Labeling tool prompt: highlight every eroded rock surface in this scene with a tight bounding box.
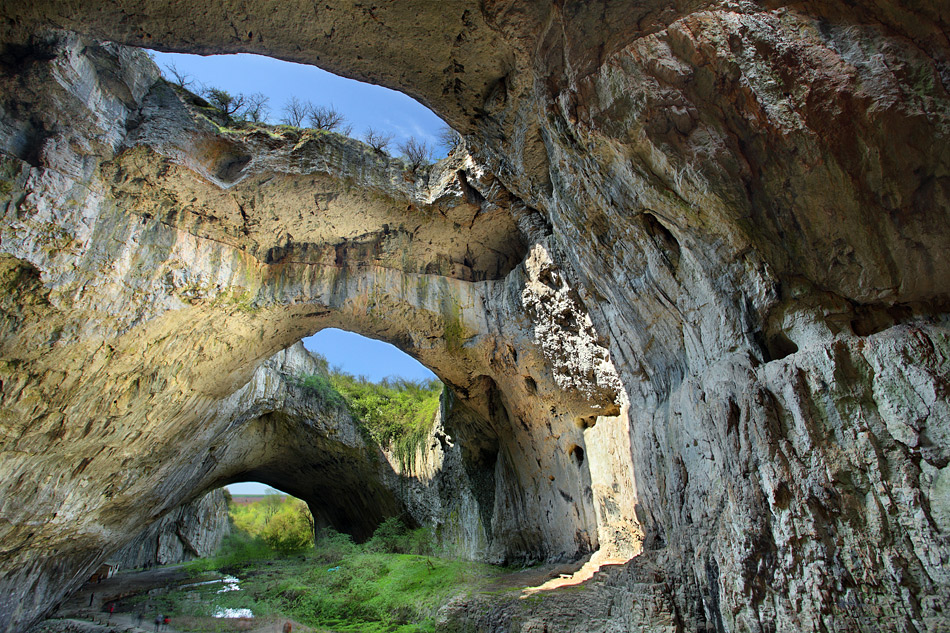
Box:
[1,1,949,632]
[0,33,620,632]
[112,489,230,569]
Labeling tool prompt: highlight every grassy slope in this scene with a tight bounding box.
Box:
[134,496,507,633]
[141,534,504,632]
[296,357,443,469]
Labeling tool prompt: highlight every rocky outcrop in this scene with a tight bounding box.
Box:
[111,490,229,568]
[1,2,949,632]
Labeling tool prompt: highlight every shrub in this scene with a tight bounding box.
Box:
[437,124,462,154]
[312,527,358,563]
[365,516,407,554]
[242,92,270,122]
[261,504,314,554]
[329,374,442,468]
[281,96,310,127]
[307,104,347,131]
[296,352,443,468]
[162,61,193,89]
[407,526,436,555]
[203,88,247,119]
[295,373,346,408]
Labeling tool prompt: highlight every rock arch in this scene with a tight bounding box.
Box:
[0,34,631,631]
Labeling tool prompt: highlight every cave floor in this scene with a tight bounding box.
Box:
[40,566,318,633]
[34,554,627,633]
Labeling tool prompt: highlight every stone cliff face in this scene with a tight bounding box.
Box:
[111,489,230,569]
[0,2,948,632]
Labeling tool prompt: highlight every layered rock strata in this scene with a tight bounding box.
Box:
[111,489,230,569]
[0,1,949,632]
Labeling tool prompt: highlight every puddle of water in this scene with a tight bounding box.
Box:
[217,575,240,593]
[179,574,241,594]
[213,607,254,619]
[181,575,239,589]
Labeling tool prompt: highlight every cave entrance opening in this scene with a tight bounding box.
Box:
[146,49,459,160]
[220,484,317,554]
[209,327,446,549]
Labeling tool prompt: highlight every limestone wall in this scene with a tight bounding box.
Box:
[111,490,230,568]
[0,2,948,632]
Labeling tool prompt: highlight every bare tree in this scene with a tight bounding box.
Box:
[163,62,194,89]
[399,137,432,171]
[363,127,394,153]
[281,96,311,127]
[203,87,247,119]
[241,92,270,123]
[308,104,346,131]
[437,124,462,154]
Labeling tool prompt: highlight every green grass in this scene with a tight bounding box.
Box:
[118,499,517,633]
[272,551,491,632]
[170,522,502,633]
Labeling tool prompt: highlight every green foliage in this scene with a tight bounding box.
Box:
[365,517,436,555]
[329,373,442,468]
[186,530,274,573]
[203,87,246,119]
[221,494,315,557]
[261,503,314,554]
[365,516,408,554]
[295,351,443,469]
[312,527,358,563]
[295,372,346,409]
[176,507,505,633]
[286,552,468,632]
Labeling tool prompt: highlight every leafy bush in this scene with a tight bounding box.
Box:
[365,516,408,554]
[330,374,442,468]
[295,372,346,408]
[261,501,314,554]
[364,517,435,555]
[312,527,358,563]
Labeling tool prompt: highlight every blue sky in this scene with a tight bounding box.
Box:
[150,50,448,154]
[152,52,448,496]
[303,329,437,383]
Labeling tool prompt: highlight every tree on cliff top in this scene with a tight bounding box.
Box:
[399,137,432,171]
[203,87,247,119]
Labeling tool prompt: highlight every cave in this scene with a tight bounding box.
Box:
[1,2,949,632]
